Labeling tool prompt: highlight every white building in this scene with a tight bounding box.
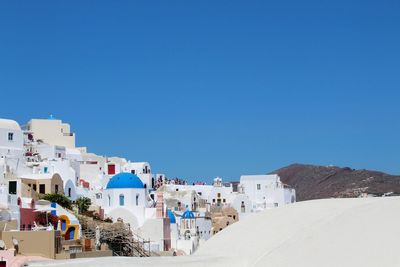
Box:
[176,210,199,255]
[226,192,252,219]
[0,119,24,176]
[161,177,253,219]
[79,151,107,190]
[123,162,153,189]
[240,174,296,211]
[23,117,76,148]
[106,160,154,189]
[208,177,234,207]
[102,172,154,229]
[23,140,80,200]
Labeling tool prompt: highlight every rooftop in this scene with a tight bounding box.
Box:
[0,118,21,130]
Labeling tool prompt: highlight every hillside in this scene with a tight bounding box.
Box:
[274,164,400,201]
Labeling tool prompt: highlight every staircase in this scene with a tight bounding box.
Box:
[79,215,153,257]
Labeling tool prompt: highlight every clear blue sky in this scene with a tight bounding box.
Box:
[1,1,399,182]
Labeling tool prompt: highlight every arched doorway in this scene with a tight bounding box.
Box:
[65,226,76,240]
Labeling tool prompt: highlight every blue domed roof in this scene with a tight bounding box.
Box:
[167,209,176,224]
[182,209,195,219]
[106,172,144,189]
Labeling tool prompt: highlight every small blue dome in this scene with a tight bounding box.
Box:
[106,173,144,189]
[182,209,195,219]
[167,209,176,224]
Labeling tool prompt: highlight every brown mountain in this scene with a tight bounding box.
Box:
[273,163,400,201]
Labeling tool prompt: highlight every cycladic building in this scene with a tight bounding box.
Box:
[22,116,76,148]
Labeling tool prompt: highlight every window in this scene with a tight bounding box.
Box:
[44,167,48,173]
[9,181,17,195]
[33,184,37,192]
[119,194,125,206]
[241,201,246,213]
[131,170,135,174]
[217,193,221,198]
[68,188,71,197]
[136,194,139,206]
[108,195,111,206]
[223,199,226,203]
[55,184,59,194]
[39,184,46,194]
[212,199,215,203]
[8,132,13,141]
[257,184,261,190]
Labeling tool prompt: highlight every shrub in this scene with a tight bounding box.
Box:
[42,193,72,210]
[76,197,92,213]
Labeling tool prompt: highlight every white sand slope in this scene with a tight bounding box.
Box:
[29,197,400,267]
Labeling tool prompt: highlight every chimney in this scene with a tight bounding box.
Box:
[156,192,165,218]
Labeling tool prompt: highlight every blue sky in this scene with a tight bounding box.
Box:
[1,1,399,182]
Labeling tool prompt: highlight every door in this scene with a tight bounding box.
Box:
[108,164,115,175]
[39,184,46,194]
